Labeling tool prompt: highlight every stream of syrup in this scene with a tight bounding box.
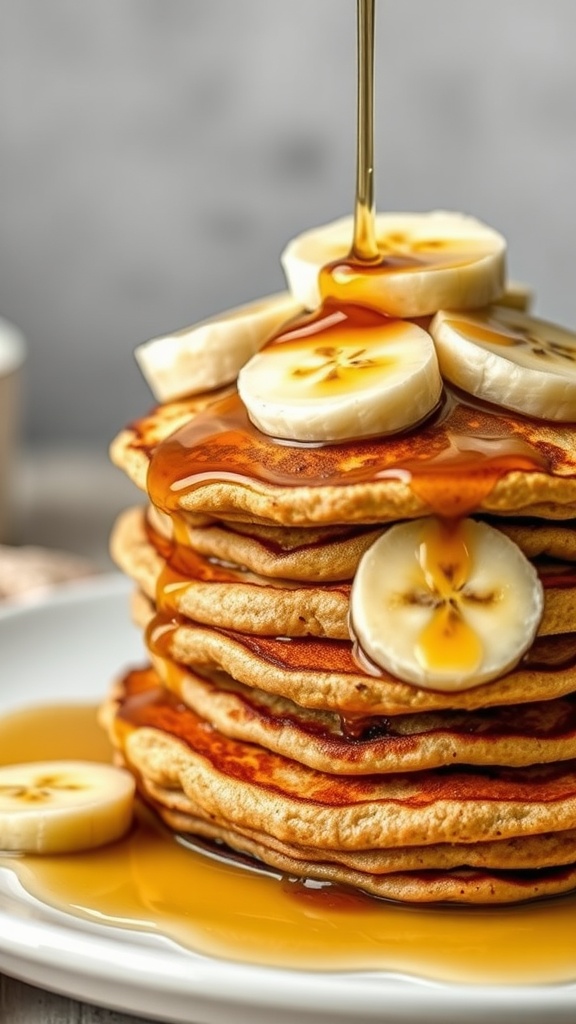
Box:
[352,0,378,263]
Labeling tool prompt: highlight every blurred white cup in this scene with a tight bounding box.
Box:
[0,316,26,542]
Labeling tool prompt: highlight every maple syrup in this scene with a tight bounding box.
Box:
[317,0,500,303]
[415,518,484,675]
[146,385,559,524]
[2,702,576,984]
[352,0,378,263]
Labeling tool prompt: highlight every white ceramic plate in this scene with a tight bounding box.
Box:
[1,575,576,1024]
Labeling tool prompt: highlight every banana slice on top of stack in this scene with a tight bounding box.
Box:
[135,291,303,403]
[431,306,576,421]
[237,310,442,442]
[281,210,507,317]
[105,208,576,905]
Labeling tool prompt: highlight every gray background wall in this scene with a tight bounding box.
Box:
[1,0,575,448]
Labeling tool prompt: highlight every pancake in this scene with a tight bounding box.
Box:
[111,388,576,527]
[147,504,384,582]
[111,507,350,638]
[144,657,576,773]
[151,807,576,905]
[115,506,576,642]
[133,590,576,714]
[153,809,576,875]
[148,503,576,581]
[103,668,576,851]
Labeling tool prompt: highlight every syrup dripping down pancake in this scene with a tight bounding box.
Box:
[143,656,576,773]
[110,387,576,527]
[112,507,576,640]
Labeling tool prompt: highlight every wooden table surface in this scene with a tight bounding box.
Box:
[0,974,149,1024]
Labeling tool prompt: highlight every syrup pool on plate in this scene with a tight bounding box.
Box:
[1,702,576,985]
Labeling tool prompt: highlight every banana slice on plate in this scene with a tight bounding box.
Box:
[0,760,135,853]
[350,518,544,692]
[135,292,302,402]
[281,211,506,318]
[237,309,442,442]
[430,306,576,421]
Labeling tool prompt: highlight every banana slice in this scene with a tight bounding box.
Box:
[430,306,576,421]
[281,211,506,318]
[237,310,442,442]
[350,518,544,692]
[495,280,533,312]
[0,760,135,853]
[135,292,302,402]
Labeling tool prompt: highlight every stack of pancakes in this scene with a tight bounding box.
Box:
[103,367,576,904]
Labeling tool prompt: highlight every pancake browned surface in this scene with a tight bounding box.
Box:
[111,389,576,527]
[100,667,576,903]
[146,658,576,773]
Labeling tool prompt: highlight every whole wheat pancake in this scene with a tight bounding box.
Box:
[150,505,576,581]
[111,507,349,638]
[111,388,576,527]
[116,506,576,640]
[147,656,576,772]
[96,678,576,875]
[495,519,576,562]
[150,805,576,905]
[133,590,576,714]
[147,504,384,582]
[104,668,576,850]
[153,808,576,875]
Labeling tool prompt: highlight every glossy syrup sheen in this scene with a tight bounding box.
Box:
[144,381,575,522]
[2,703,576,984]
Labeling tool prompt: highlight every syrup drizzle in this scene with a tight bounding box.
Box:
[414,518,485,675]
[146,386,555,522]
[352,0,378,263]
